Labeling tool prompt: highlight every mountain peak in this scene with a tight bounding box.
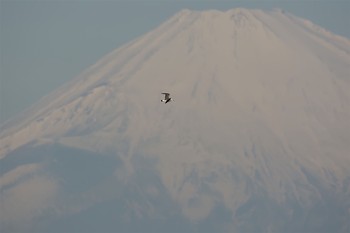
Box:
[174,7,263,24]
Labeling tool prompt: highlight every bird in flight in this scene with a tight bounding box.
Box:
[161,93,172,104]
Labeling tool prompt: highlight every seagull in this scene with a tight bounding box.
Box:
[161,92,172,104]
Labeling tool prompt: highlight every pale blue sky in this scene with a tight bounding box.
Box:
[1,0,349,124]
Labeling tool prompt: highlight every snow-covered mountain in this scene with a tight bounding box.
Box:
[1,8,350,233]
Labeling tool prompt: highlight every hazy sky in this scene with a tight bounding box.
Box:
[1,0,349,124]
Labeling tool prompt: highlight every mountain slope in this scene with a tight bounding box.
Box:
[1,8,350,233]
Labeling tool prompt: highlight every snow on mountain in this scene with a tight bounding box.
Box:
[1,8,350,233]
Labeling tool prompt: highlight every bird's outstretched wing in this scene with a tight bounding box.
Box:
[162,93,170,99]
